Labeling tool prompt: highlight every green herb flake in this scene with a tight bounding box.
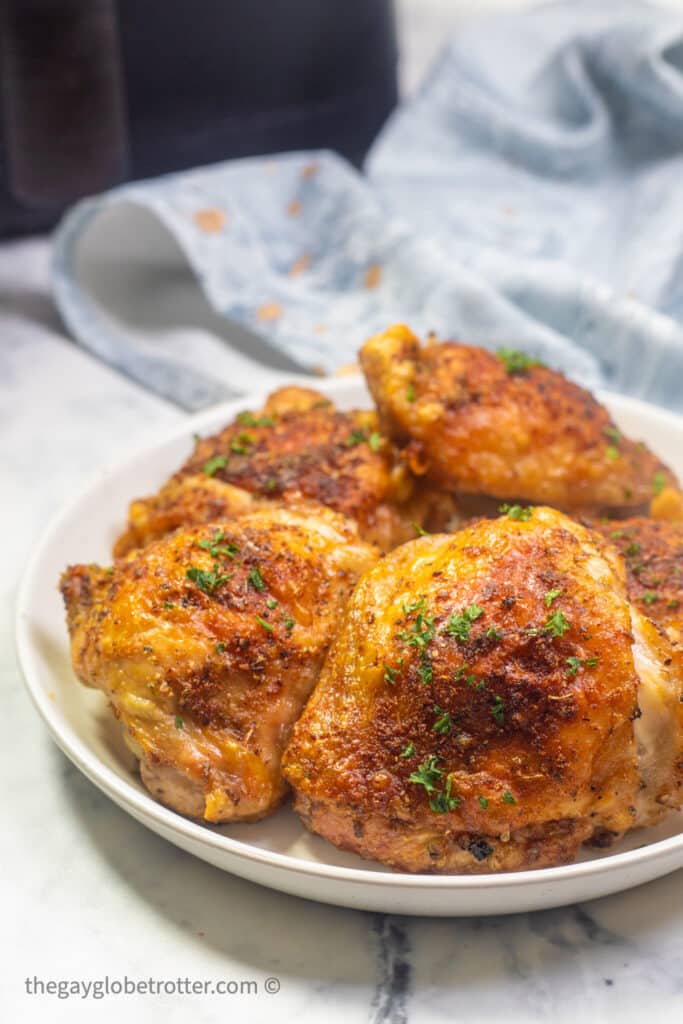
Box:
[345,428,368,447]
[446,604,484,643]
[417,658,433,686]
[544,588,563,608]
[499,503,533,521]
[667,598,680,610]
[606,446,620,461]
[203,454,227,476]
[384,664,400,685]
[543,609,571,638]
[486,626,503,642]
[610,529,624,540]
[215,641,226,654]
[566,655,600,678]
[237,411,275,428]
[164,601,174,610]
[248,565,266,591]
[603,426,621,445]
[502,790,516,805]
[198,529,239,559]
[400,742,416,759]
[409,755,443,794]
[255,615,273,632]
[281,612,295,631]
[497,348,543,375]
[642,591,659,606]
[432,706,453,735]
[368,431,382,452]
[186,565,231,594]
[405,383,416,402]
[266,598,278,609]
[478,796,489,809]
[491,695,505,726]
[174,715,184,730]
[230,432,255,455]
[413,522,430,537]
[625,542,641,558]
[429,774,460,814]
[652,471,667,496]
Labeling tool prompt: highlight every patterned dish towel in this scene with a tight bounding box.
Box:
[53,0,683,411]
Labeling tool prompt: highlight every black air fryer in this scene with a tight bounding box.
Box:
[0,0,398,236]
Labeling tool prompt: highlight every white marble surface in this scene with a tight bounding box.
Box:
[4,3,683,1021]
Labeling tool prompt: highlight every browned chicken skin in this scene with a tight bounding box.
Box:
[62,504,379,823]
[360,324,678,517]
[114,385,458,557]
[283,507,683,873]
[592,517,683,644]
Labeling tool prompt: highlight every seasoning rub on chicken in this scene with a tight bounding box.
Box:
[62,504,379,823]
[283,506,683,873]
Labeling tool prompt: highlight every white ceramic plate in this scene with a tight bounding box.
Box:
[16,375,683,916]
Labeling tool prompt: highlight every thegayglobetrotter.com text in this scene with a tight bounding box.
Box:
[25,975,281,1000]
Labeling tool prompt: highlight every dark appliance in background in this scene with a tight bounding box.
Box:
[0,0,398,237]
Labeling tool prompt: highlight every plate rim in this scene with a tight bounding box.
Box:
[15,377,683,894]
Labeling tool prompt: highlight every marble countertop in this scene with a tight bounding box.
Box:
[4,4,683,1020]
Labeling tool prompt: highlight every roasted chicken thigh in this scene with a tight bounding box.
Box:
[115,385,457,556]
[283,507,683,873]
[360,324,678,517]
[62,504,379,822]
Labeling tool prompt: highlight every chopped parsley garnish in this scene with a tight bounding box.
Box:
[163,601,174,610]
[497,347,543,375]
[400,603,436,650]
[405,383,416,402]
[499,503,533,521]
[486,626,503,642]
[625,542,641,558]
[409,755,443,794]
[545,588,563,607]
[230,432,255,455]
[455,663,487,690]
[186,565,231,593]
[266,598,278,609]
[446,604,484,643]
[642,591,659,606]
[198,529,239,559]
[237,411,275,428]
[203,454,227,476]
[174,715,184,730]
[247,565,266,591]
[384,664,400,685]
[653,471,667,496]
[192,432,201,443]
[281,612,295,631]
[429,775,460,814]
[345,429,367,447]
[432,706,453,735]
[667,599,680,610]
[413,522,430,537]
[543,609,571,638]
[610,529,624,540]
[502,790,516,805]
[606,446,620,461]
[255,615,273,632]
[603,426,621,445]
[368,431,382,452]
[478,796,489,810]
[566,655,600,678]
[215,641,226,654]
[265,479,278,491]
[490,695,505,726]
[417,659,433,685]
[400,742,416,759]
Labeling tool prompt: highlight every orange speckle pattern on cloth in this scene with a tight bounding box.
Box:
[193,208,227,233]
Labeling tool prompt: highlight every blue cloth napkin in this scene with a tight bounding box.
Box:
[53,0,683,412]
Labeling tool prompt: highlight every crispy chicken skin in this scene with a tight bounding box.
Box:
[360,324,678,516]
[61,504,379,823]
[114,386,458,557]
[592,517,683,644]
[283,507,683,873]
